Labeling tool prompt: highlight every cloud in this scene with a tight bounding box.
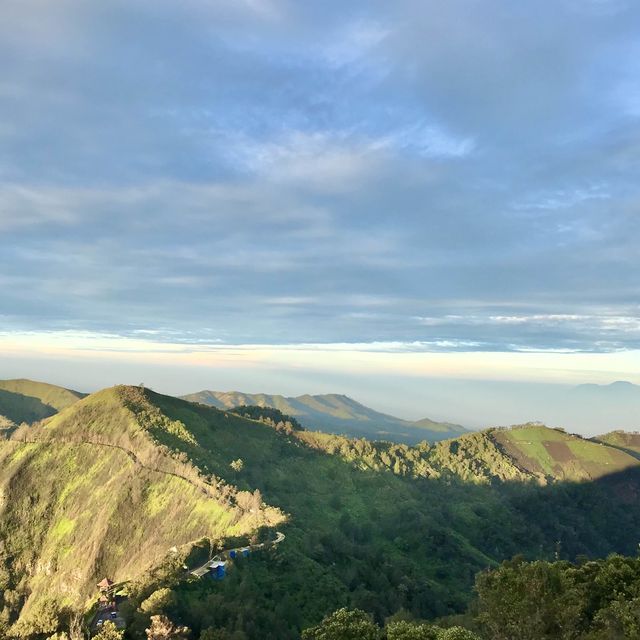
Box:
[0,0,639,358]
[513,185,611,211]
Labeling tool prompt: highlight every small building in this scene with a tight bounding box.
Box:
[209,560,226,580]
[97,578,114,593]
[97,578,116,610]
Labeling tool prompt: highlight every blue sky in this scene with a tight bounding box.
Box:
[1,0,639,424]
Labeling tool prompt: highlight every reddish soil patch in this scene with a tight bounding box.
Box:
[544,441,576,464]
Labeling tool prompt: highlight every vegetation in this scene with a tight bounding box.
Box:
[3,384,640,639]
[231,406,304,433]
[94,621,124,639]
[301,608,480,639]
[0,386,282,635]
[474,554,640,639]
[593,431,640,460]
[0,379,84,425]
[304,554,640,639]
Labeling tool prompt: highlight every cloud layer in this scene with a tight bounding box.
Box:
[1,0,639,353]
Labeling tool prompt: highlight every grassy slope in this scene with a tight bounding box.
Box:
[181,390,467,444]
[0,379,85,424]
[491,424,638,481]
[0,386,283,632]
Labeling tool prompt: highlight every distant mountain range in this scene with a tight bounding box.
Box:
[180,390,468,444]
[574,380,640,398]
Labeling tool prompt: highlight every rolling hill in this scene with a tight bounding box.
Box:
[181,390,468,444]
[3,385,640,639]
[0,386,283,636]
[0,378,85,425]
[491,424,638,482]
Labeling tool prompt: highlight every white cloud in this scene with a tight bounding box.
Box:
[2,330,640,386]
[321,20,391,68]
[514,185,611,211]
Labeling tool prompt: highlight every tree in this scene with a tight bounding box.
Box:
[146,614,191,640]
[199,628,247,640]
[93,621,124,640]
[386,620,439,639]
[141,588,178,615]
[475,558,581,640]
[16,596,62,637]
[437,628,481,640]
[56,609,86,640]
[301,608,380,640]
[230,459,244,472]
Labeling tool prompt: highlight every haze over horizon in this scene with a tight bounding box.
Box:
[1,1,639,433]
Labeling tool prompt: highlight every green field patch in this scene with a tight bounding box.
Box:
[507,426,568,443]
[145,483,173,517]
[51,516,76,540]
[566,439,614,465]
[8,442,40,465]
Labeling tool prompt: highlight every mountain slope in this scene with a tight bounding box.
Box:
[181,390,467,444]
[593,430,640,460]
[413,416,467,434]
[134,412,640,639]
[490,424,638,482]
[0,386,283,635]
[0,378,85,425]
[299,423,640,485]
[4,386,640,639]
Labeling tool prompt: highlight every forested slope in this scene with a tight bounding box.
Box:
[3,387,640,639]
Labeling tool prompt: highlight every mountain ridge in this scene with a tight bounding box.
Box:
[181,389,468,444]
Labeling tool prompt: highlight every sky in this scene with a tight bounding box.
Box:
[1,1,639,429]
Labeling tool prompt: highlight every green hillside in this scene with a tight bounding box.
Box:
[181,390,467,444]
[491,424,638,482]
[0,386,283,637]
[0,379,85,425]
[3,387,640,639]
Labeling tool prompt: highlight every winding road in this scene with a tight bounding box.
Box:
[191,530,285,577]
